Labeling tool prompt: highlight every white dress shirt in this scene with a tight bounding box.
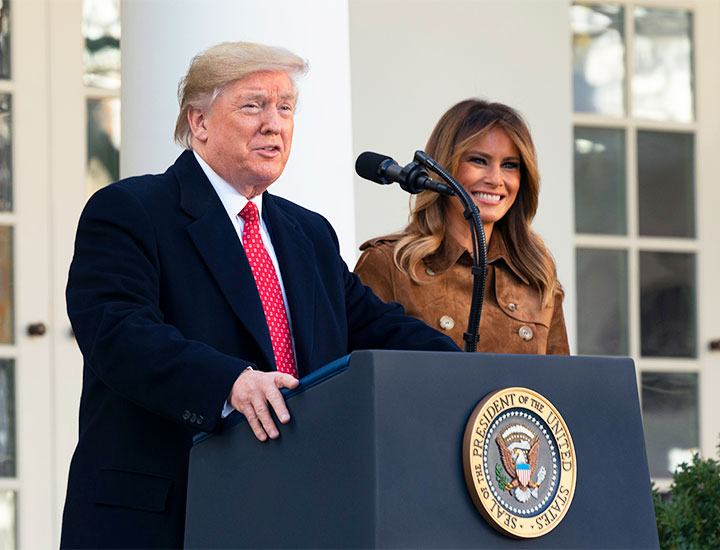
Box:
[192,151,298,417]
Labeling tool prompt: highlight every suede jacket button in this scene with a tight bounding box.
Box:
[518,325,533,341]
[439,315,455,330]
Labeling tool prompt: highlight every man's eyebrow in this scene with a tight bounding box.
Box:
[236,90,296,103]
[237,92,268,102]
[278,91,297,102]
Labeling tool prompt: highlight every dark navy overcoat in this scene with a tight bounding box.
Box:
[60,151,458,549]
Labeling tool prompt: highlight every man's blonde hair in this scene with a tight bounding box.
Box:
[174,41,308,149]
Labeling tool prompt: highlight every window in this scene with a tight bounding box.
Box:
[0,1,17,546]
[572,2,699,480]
[83,0,120,197]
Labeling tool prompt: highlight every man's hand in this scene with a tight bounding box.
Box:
[228,369,299,441]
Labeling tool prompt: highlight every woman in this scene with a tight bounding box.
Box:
[354,99,569,354]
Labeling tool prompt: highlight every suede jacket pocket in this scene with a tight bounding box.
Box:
[92,468,172,513]
[494,268,553,328]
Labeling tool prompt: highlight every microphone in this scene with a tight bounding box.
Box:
[355,152,454,196]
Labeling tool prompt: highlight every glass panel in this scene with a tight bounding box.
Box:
[0,360,13,477]
[641,372,698,478]
[574,126,626,234]
[87,97,120,197]
[83,0,120,89]
[0,94,10,212]
[633,8,693,122]
[576,248,628,355]
[0,489,15,549]
[637,130,694,238]
[0,0,9,79]
[571,3,625,116]
[640,251,696,358]
[0,228,11,345]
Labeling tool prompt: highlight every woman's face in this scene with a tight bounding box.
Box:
[450,127,521,235]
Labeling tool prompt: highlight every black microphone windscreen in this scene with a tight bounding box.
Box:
[355,151,392,183]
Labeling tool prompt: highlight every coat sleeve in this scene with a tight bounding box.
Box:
[546,293,570,355]
[67,184,248,432]
[303,231,457,353]
[343,267,460,352]
[353,245,396,303]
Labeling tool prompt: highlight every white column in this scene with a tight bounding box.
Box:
[121,0,356,261]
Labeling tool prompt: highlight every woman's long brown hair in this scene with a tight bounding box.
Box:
[392,99,562,306]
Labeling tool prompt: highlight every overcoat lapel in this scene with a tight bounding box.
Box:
[173,151,276,370]
[263,193,316,377]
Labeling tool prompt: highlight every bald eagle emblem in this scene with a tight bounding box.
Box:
[495,423,547,503]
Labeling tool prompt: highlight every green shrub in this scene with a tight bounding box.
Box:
[654,443,720,549]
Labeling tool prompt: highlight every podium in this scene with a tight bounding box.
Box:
[184,351,659,549]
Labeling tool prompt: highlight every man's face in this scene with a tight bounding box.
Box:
[193,71,296,197]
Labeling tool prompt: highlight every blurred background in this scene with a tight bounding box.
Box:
[2,0,720,547]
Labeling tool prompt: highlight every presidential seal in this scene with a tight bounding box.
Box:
[462,387,577,538]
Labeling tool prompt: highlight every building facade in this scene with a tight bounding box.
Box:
[2,0,719,546]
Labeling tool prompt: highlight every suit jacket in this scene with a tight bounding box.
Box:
[60,150,459,549]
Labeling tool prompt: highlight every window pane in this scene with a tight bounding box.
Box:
[637,130,694,238]
[571,3,625,116]
[0,0,9,79]
[0,360,13,477]
[574,127,626,234]
[0,228,11,345]
[640,251,696,358]
[0,94,10,212]
[83,0,120,89]
[576,248,628,355]
[633,8,693,122]
[87,97,120,197]
[0,490,15,549]
[641,372,698,478]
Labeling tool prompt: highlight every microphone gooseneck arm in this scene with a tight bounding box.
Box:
[414,150,487,353]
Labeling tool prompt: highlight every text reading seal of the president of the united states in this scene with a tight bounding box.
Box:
[462,387,577,538]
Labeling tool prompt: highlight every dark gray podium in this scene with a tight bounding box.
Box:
[184,350,659,549]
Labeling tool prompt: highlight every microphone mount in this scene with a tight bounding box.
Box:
[355,152,455,196]
[413,150,488,353]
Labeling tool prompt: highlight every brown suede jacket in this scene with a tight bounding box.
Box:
[354,234,570,355]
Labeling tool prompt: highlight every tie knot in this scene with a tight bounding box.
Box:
[239,201,259,224]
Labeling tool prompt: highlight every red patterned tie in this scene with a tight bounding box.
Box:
[239,202,298,378]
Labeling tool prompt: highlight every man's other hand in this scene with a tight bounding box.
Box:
[228,370,299,441]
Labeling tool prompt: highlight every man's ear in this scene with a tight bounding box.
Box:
[187,106,209,143]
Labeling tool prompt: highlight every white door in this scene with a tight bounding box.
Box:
[1,1,57,547]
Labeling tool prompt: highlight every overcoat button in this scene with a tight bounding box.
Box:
[196,415,204,425]
[182,410,191,421]
[425,266,436,276]
[508,303,517,312]
[518,326,533,341]
[439,315,455,330]
[189,413,197,423]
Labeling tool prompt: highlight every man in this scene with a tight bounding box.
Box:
[60,42,459,549]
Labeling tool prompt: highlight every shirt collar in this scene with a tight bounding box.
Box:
[193,150,263,219]
[425,231,529,284]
